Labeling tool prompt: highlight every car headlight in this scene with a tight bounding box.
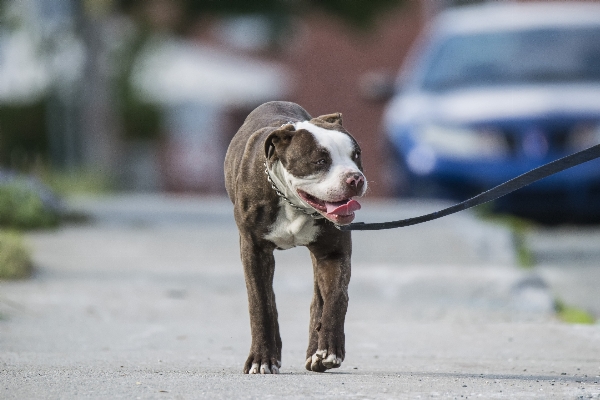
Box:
[568,123,600,151]
[415,124,510,159]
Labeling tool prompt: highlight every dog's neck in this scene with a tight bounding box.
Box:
[265,160,323,219]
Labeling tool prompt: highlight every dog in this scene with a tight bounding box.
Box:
[224,101,367,374]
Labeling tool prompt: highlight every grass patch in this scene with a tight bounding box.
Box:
[39,169,114,197]
[555,299,596,324]
[474,205,535,268]
[0,183,60,230]
[0,231,33,279]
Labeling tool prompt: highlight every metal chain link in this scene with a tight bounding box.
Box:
[264,162,322,219]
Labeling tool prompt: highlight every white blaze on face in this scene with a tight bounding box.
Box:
[288,121,367,202]
[265,120,367,241]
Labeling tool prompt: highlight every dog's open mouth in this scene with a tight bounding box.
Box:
[297,190,361,225]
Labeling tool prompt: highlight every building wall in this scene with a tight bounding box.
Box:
[184,3,426,195]
[279,3,424,196]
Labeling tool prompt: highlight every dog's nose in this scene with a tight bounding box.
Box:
[346,173,365,191]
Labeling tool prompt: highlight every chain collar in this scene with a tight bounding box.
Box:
[264,161,323,219]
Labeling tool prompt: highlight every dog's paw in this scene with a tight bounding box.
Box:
[244,358,281,375]
[305,349,342,372]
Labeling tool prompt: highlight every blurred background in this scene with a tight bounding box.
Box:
[0,0,423,195]
[1,0,600,223]
[2,3,600,389]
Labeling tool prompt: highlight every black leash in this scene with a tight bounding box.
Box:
[337,143,600,231]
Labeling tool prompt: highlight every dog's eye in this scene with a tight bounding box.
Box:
[315,159,328,166]
[353,151,361,160]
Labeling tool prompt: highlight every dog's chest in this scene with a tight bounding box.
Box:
[264,201,320,250]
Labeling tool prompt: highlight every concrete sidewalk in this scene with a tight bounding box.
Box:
[1,195,599,399]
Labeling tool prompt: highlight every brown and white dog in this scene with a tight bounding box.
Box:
[225,101,367,374]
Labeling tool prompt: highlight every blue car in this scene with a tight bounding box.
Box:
[383,2,600,221]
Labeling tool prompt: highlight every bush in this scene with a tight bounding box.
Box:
[555,299,596,325]
[0,179,60,230]
[0,231,32,279]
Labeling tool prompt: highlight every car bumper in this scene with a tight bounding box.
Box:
[391,139,600,219]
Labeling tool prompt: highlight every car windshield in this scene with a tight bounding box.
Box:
[421,27,600,92]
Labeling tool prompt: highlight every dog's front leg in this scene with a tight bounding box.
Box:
[239,234,282,374]
[305,230,351,372]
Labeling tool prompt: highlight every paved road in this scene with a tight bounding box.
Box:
[1,195,599,399]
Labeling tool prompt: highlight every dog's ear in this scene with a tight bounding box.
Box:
[265,124,295,161]
[315,112,343,126]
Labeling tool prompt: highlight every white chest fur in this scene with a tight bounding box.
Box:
[264,200,320,249]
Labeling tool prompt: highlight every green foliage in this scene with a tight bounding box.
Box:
[306,0,405,27]
[0,101,49,170]
[475,205,535,268]
[0,183,59,230]
[555,299,596,325]
[0,231,32,279]
[109,19,163,141]
[186,0,288,15]
[118,0,405,27]
[121,101,162,141]
[42,168,113,197]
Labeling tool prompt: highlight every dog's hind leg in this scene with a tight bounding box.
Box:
[239,235,282,374]
[305,229,351,372]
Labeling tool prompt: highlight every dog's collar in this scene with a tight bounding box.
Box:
[264,161,323,219]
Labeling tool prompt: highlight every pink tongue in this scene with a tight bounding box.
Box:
[325,199,361,216]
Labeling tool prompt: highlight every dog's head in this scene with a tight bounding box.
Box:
[265,113,367,225]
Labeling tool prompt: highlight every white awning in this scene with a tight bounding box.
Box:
[131,37,290,107]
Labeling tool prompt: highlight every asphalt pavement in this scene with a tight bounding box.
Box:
[1,194,599,399]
